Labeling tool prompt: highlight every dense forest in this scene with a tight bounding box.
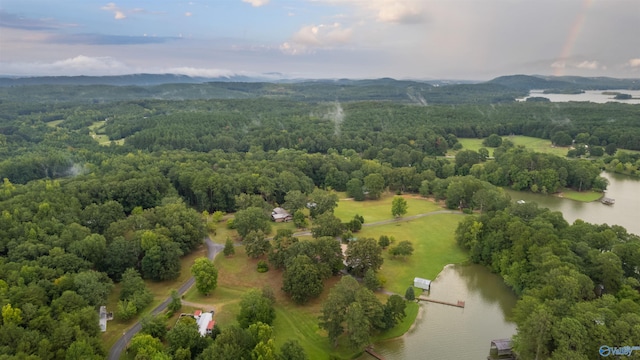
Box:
[0,76,639,359]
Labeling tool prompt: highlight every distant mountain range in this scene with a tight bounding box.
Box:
[488,74,640,91]
[0,73,638,90]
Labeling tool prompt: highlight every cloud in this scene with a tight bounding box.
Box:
[101,3,127,20]
[0,56,131,76]
[0,10,76,31]
[165,67,236,77]
[374,0,424,24]
[185,12,193,17]
[313,0,425,24]
[629,58,640,68]
[49,33,180,45]
[242,0,270,7]
[576,60,599,70]
[281,23,353,55]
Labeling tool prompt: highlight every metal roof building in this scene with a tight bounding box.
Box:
[413,277,431,291]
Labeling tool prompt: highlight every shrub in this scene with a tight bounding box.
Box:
[257,260,269,273]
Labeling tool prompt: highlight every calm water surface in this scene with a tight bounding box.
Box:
[361,264,517,360]
[505,172,640,236]
[517,89,640,104]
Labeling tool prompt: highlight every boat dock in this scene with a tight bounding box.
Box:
[417,296,466,308]
[364,346,385,360]
[601,197,615,205]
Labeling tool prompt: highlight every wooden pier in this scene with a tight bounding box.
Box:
[417,296,465,308]
[364,346,385,360]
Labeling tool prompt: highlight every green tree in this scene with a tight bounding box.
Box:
[346,178,365,201]
[1,304,22,325]
[279,340,308,360]
[404,286,415,301]
[363,173,385,199]
[166,316,203,356]
[141,240,183,281]
[363,268,381,291]
[282,255,324,304]
[120,268,146,301]
[308,189,339,218]
[292,210,307,228]
[168,289,182,315]
[73,270,113,307]
[391,196,408,218]
[483,134,503,147]
[381,294,407,330]
[344,302,370,349]
[283,190,307,213]
[378,235,391,249]
[346,238,383,277]
[310,212,343,238]
[234,206,271,239]
[389,240,414,259]
[244,230,272,258]
[238,289,276,328]
[140,314,168,340]
[191,257,218,295]
[223,237,235,256]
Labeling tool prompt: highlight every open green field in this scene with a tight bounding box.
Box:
[334,194,440,223]
[356,214,467,294]
[454,135,569,157]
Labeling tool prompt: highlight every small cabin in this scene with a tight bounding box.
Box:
[413,277,431,291]
[488,339,515,360]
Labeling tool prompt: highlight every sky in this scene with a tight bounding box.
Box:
[1,0,639,80]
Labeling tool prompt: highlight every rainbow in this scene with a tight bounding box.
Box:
[554,0,594,76]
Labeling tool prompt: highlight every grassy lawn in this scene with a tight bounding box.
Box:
[454,135,569,157]
[556,189,603,202]
[334,194,440,223]
[357,214,468,294]
[46,119,64,127]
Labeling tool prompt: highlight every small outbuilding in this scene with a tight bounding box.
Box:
[413,277,431,291]
[488,338,515,359]
[271,207,293,222]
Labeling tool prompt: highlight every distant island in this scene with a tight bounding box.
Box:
[614,93,632,100]
[543,89,585,94]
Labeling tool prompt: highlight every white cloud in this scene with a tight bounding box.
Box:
[313,0,425,24]
[629,58,640,68]
[166,67,236,77]
[101,3,127,20]
[576,60,599,70]
[0,55,131,76]
[374,0,424,24]
[242,0,270,7]
[281,23,353,55]
[185,12,193,17]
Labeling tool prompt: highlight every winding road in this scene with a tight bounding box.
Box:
[107,237,223,360]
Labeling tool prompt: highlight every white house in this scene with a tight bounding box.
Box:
[193,310,215,337]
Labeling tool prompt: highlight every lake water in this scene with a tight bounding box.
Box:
[517,89,640,104]
[505,172,640,236]
[361,172,640,360]
[361,264,518,360]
